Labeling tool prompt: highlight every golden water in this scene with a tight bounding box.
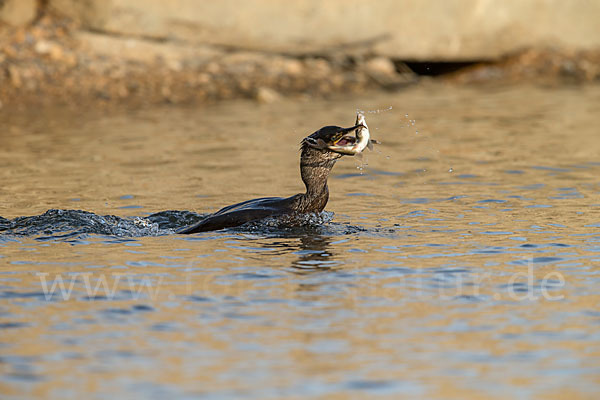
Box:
[1,83,599,398]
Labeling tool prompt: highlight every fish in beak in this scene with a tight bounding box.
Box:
[327,113,379,155]
[302,123,364,151]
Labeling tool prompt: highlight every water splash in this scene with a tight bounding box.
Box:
[357,106,393,115]
[0,209,203,239]
[245,211,334,230]
[0,209,340,240]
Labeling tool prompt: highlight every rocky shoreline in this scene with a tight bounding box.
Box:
[1,12,599,109]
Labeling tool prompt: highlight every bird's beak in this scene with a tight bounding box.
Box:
[332,124,365,145]
[341,124,365,134]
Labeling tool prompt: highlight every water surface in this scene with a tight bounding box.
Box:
[1,83,599,399]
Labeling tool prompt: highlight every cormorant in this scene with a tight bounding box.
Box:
[178,119,371,234]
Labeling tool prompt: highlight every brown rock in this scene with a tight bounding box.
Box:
[34,40,65,61]
[364,57,396,77]
[0,0,37,26]
[283,59,304,77]
[305,58,331,78]
[49,45,64,61]
[7,65,22,87]
[255,87,280,104]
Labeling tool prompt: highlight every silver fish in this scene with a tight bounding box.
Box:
[327,113,379,155]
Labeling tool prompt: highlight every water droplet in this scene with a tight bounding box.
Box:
[366,106,392,114]
[448,167,454,173]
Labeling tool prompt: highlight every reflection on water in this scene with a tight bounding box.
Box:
[290,235,337,272]
[1,83,600,398]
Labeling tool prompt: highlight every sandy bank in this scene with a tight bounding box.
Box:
[0,11,599,109]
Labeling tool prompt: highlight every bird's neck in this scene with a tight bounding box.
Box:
[298,146,336,212]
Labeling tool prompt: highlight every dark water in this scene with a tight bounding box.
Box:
[1,84,599,399]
